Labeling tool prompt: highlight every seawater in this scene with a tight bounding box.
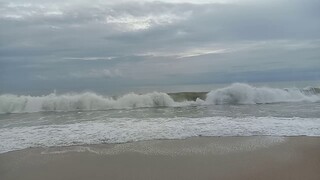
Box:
[0,83,320,153]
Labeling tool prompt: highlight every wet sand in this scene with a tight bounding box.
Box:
[1,136,320,180]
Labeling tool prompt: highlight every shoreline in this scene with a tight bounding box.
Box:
[0,135,316,155]
[1,136,320,180]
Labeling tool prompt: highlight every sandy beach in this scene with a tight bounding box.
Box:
[1,136,320,180]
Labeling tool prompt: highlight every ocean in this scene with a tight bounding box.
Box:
[0,82,320,154]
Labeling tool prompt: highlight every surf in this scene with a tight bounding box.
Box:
[205,83,320,105]
[0,83,319,114]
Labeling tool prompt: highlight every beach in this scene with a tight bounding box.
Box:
[1,136,320,180]
[1,0,320,179]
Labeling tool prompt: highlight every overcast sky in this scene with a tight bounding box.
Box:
[1,0,320,94]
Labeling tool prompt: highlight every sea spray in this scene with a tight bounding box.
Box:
[205,83,320,105]
[0,92,175,114]
[1,83,319,114]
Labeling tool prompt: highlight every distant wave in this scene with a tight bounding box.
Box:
[0,83,319,114]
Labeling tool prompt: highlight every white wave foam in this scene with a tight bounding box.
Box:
[0,92,175,114]
[205,83,320,105]
[1,116,319,154]
[1,83,319,114]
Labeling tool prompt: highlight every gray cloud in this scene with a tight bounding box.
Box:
[70,68,122,79]
[0,0,320,94]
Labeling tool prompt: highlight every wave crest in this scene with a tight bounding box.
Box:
[205,83,320,105]
[0,92,175,114]
[1,83,319,113]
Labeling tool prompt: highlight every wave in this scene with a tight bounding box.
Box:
[0,83,319,114]
[205,83,320,105]
[1,116,320,153]
[168,92,207,102]
[0,92,176,114]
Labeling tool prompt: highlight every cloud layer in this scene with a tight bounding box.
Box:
[1,0,320,94]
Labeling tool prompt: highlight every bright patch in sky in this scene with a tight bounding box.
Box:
[105,14,185,31]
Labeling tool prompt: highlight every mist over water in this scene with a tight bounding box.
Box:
[0,83,320,153]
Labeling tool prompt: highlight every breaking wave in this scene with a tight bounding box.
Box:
[205,83,320,105]
[0,92,175,114]
[0,83,319,114]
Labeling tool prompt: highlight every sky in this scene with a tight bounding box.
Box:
[0,0,320,94]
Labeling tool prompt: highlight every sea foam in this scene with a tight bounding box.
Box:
[205,83,320,105]
[0,92,175,114]
[1,116,319,153]
[0,83,319,114]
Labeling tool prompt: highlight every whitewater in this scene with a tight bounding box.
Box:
[1,83,319,114]
[0,83,320,153]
